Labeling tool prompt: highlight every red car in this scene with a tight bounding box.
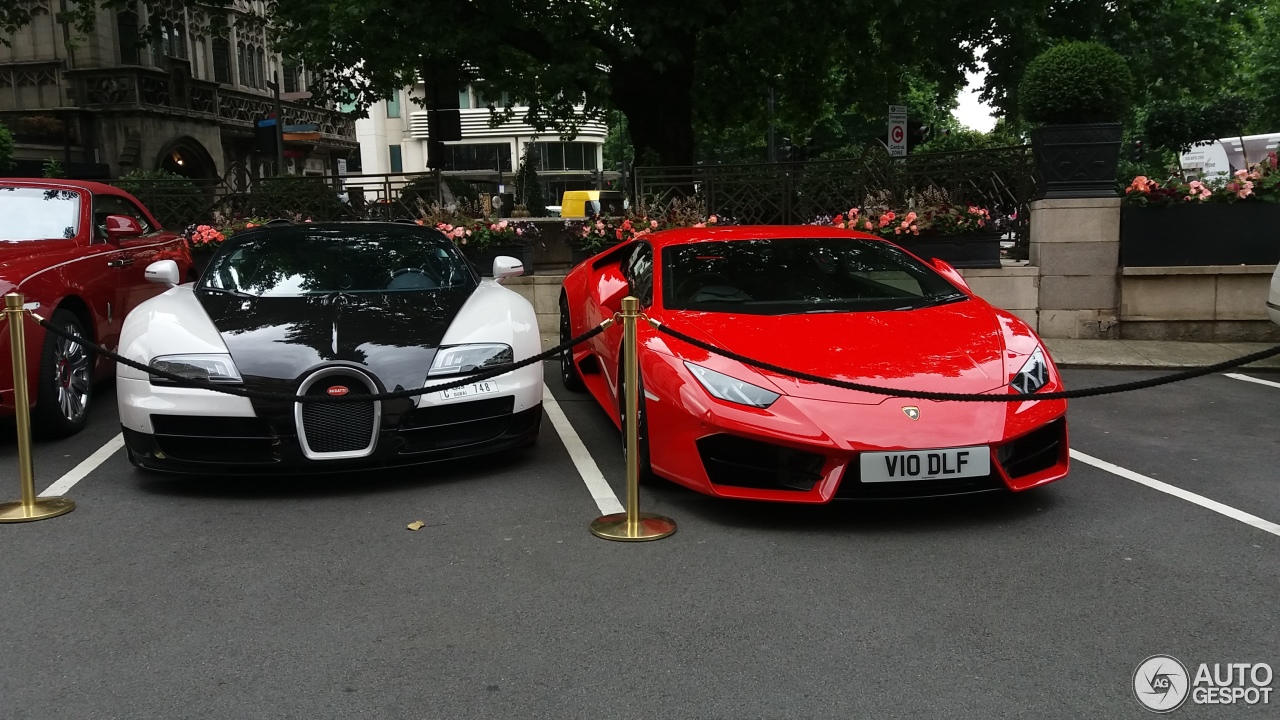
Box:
[1,180,192,437]
[559,226,1069,502]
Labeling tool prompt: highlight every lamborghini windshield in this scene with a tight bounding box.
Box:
[662,238,966,314]
[200,227,477,297]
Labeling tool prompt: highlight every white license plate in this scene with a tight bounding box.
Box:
[439,381,499,400]
[860,446,990,483]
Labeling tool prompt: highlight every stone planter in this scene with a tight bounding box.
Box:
[1030,123,1123,199]
[462,243,536,276]
[1121,204,1280,266]
[891,234,1003,269]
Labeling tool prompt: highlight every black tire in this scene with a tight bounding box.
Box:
[618,366,654,483]
[32,309,93,438]
[559,295,586,392]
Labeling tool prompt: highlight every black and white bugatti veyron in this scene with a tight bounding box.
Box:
[116,222,543,473]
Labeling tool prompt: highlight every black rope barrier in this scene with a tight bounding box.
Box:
[34,314,608,404]
[649,319,1280,402]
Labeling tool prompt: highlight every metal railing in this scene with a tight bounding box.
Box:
[635,145,1039,257]
[110,170,445,229]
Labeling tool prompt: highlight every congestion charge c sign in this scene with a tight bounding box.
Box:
[891,125,905,144]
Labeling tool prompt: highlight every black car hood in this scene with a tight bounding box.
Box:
[198,289,473,390]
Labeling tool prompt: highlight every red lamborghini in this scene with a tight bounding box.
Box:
[558,226,1069,502]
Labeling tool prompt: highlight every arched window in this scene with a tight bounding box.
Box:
[212,37,231,84]
[116,10,140,65]
[173,22,187,59]
[237,41,249,87]
[255,47,266,88]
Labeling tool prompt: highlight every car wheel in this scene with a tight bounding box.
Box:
[618,366,653,483]
[559,295,586,392]
[32,309,93,438]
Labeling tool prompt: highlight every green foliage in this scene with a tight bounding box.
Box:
[115,169,206,228]
[0,124,13,170]
[41,157,64,178]
[1144,93,1259,154]
[915,128,1001,154]
[514,142,545,216]
[1019,42,1133,125]
[1247,2,1280,131]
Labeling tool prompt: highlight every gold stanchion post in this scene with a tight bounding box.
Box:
[590,296,676,542]
[0,293,75,523]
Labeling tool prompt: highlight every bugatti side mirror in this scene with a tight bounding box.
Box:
[145,259,181,286]
[493,255,524,280]
[930,257,972,293]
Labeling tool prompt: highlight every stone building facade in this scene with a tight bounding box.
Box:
[0,0,355,180]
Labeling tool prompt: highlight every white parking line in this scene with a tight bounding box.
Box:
[542,383,625,515]
[1223,373,1280,390]
[1070,449,1280,538]
[39,433,124,498]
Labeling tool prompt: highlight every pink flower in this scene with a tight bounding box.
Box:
[515,228,523,236]
[708,215,718,224]
[649,220,658,229]
[863,221,873,231]
[498,220,509,230]
[693,222,706,228]
[1235,169,1248,180]
[904,211,917,224]
[595,221,604,230]
[1236,181,1254,199]
[910,224,919,234]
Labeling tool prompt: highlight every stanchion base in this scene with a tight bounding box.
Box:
[0,497,75,523]
[590,512,677,542]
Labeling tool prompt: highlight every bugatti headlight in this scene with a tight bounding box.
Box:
[429,343,514,377]
[685,361,780,408]
[1010,347,1049,394]
[149,354,242,385]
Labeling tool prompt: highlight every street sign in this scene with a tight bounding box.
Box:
[888,105,908,157]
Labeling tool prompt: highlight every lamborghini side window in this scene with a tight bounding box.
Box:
[623,241,653,307]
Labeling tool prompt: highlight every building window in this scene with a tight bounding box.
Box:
[237,42,250,87]
[536,142,598,172]
[116,11,140,65]
[256,47,266,89]
[386,91,400,118]
[457,88,471,109]
[440,143,513,172]
[212,37,231,83]
[283,63,301,93]
[389,145,403,173]
[474,89,508,109]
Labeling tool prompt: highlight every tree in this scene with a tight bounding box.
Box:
[0,123,13,170]
[263,0,1003,167]
[514,142,546,217]
[980,0,1265,123]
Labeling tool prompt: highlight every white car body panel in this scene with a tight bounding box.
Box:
[425,278,543,413]
[116,278,543,437]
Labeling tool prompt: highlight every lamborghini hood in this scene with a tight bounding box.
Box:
[661,299,1010,404]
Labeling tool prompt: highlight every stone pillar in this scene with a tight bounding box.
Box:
[1029,197,1122,339]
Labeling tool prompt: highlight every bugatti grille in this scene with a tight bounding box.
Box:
[301,375,376,454]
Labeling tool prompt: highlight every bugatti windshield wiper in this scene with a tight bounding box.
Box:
[200,287,257,299]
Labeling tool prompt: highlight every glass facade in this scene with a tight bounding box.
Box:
[536,142,599,171]
[441,144,513,172]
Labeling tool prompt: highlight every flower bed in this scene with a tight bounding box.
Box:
[817,202,1004,269]
[1121,153,1280,266]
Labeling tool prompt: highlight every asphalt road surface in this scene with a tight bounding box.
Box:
[1,366,1277,719]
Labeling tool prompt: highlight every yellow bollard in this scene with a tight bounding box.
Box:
[590,296,676,542]
[0,293,75,523]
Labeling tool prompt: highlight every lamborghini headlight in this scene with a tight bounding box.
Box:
[148,354,243,385]
[1010,347,1049,394]
[429,344,514,377]
[685,361,780,408]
